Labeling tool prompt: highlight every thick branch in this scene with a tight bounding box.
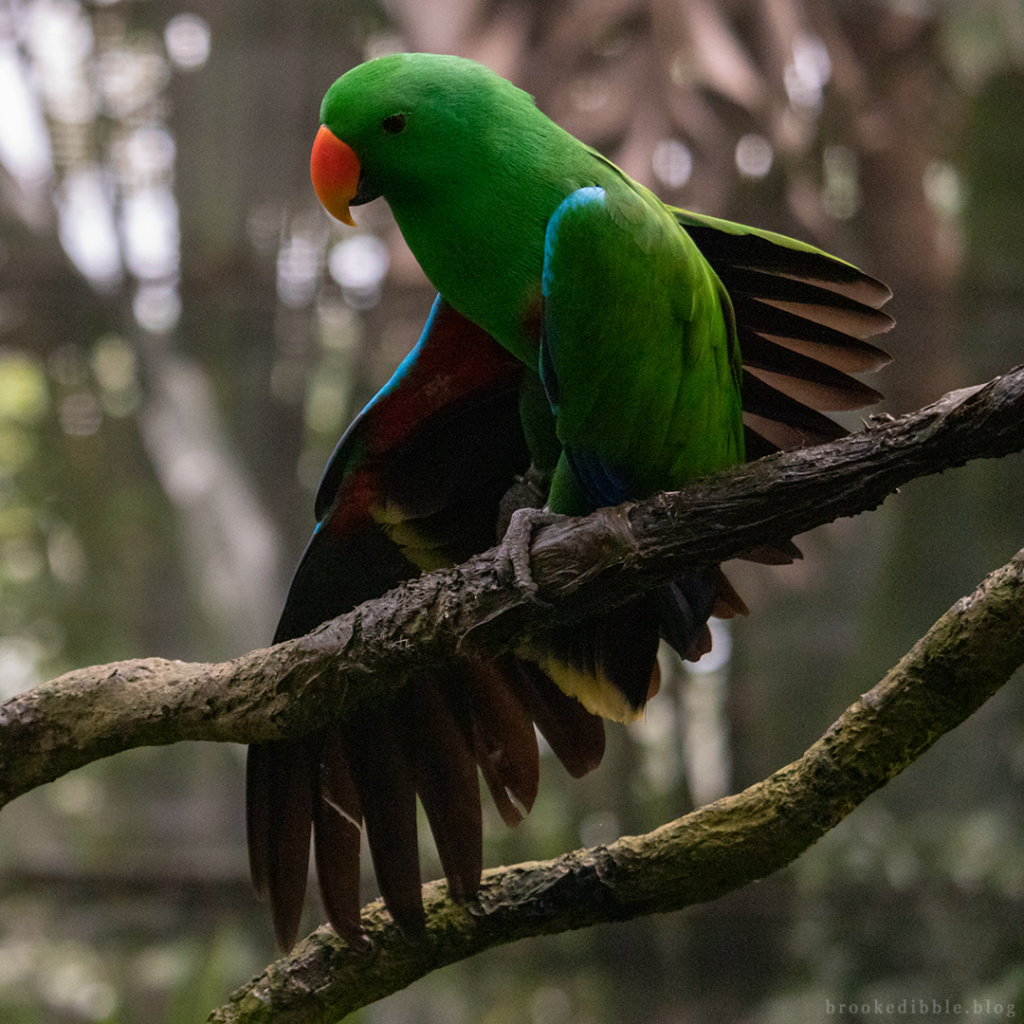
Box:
[1,365,1023,810]
[209,546,1024,1023]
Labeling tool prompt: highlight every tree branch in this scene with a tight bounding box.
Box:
[208,545,1024,1023]
[1,365,1022,811]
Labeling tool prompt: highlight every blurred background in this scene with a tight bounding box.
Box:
[0,0,1022,1021]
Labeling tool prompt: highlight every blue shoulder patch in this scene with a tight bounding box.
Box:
[540,187,608,416]
[541,186,607,299]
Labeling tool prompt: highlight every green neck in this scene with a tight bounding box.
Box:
[387,120,604,367]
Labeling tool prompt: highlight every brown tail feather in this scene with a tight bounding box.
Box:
[342,709,424,938]
[246,738,318,950]
[507,657,606,778]
[463,658,540,826]
[398,675,483,903]
[711,567,749,619]
[303,660,562,941]
[313,727,365,944]
[259,655,590,944]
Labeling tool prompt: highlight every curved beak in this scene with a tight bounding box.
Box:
[311,125,359,226]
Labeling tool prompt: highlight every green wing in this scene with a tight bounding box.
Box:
[526,184,745,722]
[540,185,745,514]
[529,186,894,723]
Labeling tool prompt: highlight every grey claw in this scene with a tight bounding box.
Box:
[496,507,561,606]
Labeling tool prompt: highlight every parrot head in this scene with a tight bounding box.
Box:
[310,53,541,227]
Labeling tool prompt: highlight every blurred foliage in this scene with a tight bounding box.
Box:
[0,0,1022,1021]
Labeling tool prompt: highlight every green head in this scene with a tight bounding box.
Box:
[311,53,542,224]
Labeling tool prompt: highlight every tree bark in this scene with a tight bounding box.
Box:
[1,365,1023,812]
[1,365,1022,1020]
[207,544,1024,1023]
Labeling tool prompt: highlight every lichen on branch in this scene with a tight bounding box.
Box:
[207,546,1024,1023]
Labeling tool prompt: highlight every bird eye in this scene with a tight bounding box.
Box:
[382,114,406,134]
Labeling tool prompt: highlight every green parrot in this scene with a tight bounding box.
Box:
[249,52,893,948]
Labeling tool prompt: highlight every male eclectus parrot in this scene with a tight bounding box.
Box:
[248,52,893,949]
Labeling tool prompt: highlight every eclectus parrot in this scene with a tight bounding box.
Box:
[248,52,893,949]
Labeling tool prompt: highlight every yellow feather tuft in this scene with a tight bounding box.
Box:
[526,650,647,725]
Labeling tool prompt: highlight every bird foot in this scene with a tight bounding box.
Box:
[495,506,563,607]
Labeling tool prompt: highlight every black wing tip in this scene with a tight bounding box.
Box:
[800,267,892,310]
[856,273,893,310]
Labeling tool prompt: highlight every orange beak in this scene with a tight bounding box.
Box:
[311,125,359,226]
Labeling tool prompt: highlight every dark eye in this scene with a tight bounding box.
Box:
[382,114,406,134]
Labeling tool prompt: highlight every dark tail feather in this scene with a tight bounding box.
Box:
[246,738,318,950]
[656,569,724,663]
[313,726,365,944]
[507,657,606,778]
[520,600,661,722]
[259,655,586,944]
[342,709,424,939]
[310,662,546,939]
[397,674,483,904]
[528,571,746,717]
[593,600,663,710]
[464,658,540,826]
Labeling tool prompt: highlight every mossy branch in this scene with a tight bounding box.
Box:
[0,366,1022,1021]
[209,545,1024,1023]
[1,366,1023,812]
